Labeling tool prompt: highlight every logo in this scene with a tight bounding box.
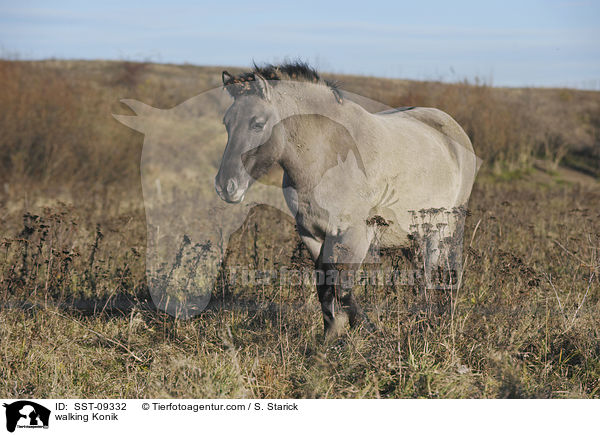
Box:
[113,68,480,319]
[3,401,50,433]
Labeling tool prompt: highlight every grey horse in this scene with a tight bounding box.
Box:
[215,62,478,337]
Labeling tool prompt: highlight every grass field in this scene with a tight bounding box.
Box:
[0,60,599,398]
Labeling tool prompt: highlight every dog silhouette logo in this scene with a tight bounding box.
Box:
[2,401,50,432]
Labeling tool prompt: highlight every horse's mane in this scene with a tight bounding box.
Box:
[223,61,343,103]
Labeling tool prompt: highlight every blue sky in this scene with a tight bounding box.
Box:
[1,0,599,88]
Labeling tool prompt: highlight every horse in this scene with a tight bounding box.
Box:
[215,62,478,337]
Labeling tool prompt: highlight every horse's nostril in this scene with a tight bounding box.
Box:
[226,179,237,195]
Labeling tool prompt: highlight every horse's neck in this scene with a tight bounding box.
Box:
[274,85,369,193]
[273,82,364,125]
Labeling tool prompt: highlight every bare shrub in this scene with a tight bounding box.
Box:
[0,60,141,194]
[385,79,537,170]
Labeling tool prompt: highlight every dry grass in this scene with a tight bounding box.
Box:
[0,60,599,398]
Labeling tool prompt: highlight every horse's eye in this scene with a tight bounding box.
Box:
[250,119,266,130]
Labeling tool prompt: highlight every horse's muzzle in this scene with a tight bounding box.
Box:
[215,177,245,203]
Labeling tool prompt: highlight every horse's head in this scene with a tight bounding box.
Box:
[215,71,284,203]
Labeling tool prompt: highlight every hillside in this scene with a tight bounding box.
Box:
[1,59,598,198]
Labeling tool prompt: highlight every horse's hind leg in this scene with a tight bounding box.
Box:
[340,290,373,331]
[423,231,441,288]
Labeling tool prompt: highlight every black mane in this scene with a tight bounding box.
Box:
[222,61,342,103]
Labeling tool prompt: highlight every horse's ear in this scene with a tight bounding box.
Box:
[253,73,272,101]
[112,99,159,134]
[222,71,239,98]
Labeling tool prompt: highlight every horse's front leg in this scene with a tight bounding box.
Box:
[316,225,374,338]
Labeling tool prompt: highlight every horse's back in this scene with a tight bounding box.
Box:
[377,106,473,153]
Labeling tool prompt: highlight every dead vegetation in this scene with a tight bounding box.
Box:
[0,60,599,398]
